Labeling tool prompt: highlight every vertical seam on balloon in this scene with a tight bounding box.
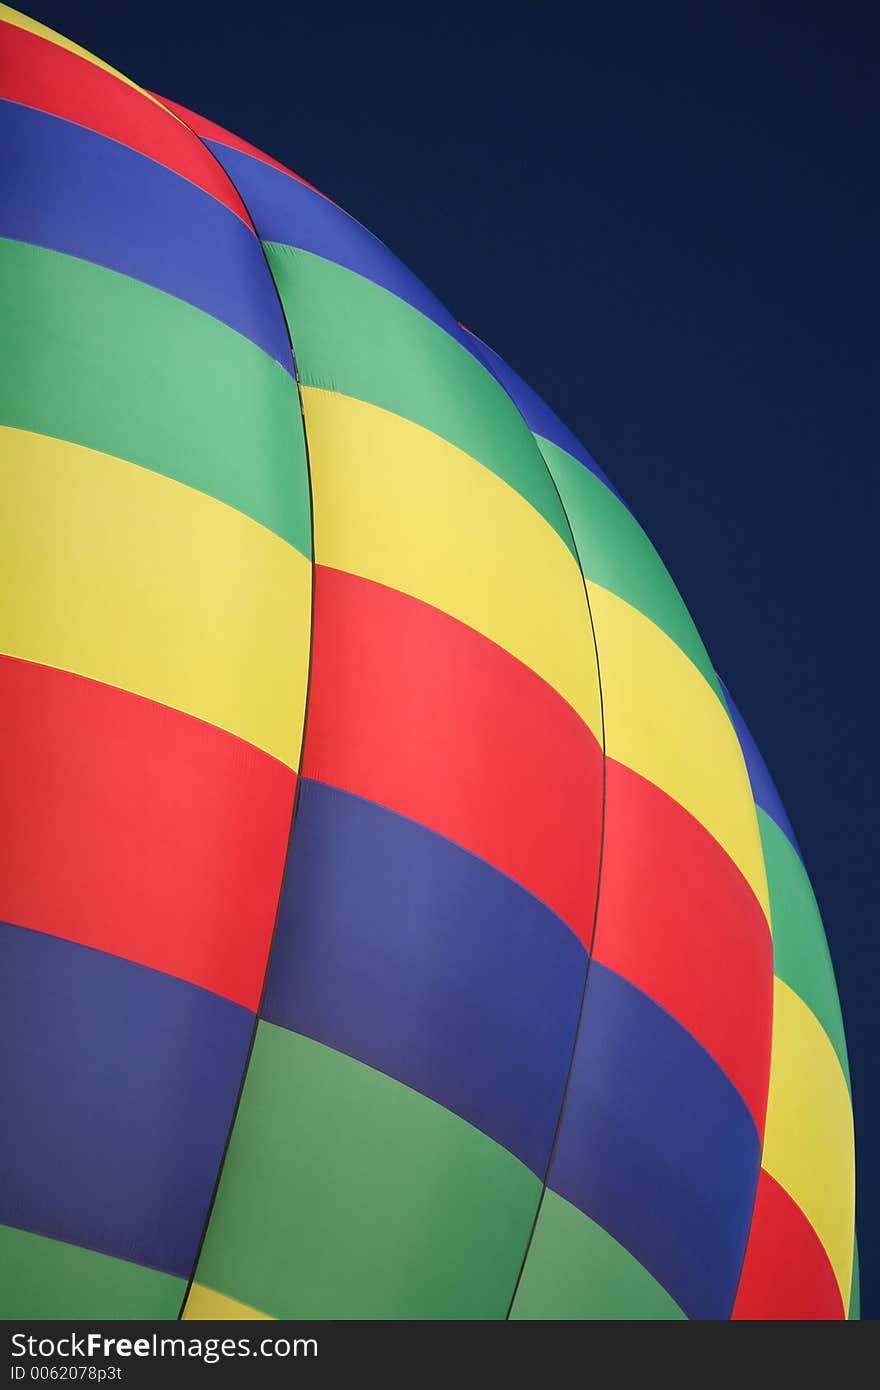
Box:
[505,479,607,1319]
[728,883,775,1317]
[717,675,776,1319]
[465,352,609,1319]
[161,113,320,1323]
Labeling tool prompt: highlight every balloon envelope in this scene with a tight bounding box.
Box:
[0,2,857,1320]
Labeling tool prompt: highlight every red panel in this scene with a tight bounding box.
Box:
[302,566,603,943]
[733,1169,844,1319]
[592,759,773,1133]
[0,20,253,227]
[0,656,295,1010]
[154,92,336,204]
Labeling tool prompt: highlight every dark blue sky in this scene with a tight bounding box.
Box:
[32,0,878,1316]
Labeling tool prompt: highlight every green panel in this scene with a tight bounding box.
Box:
[510,1190,686,1320]
[194,1023,540,1319]
[0,238,310,557]
[849,1233,860,1319]
[539,434,722,700]
[758,808,851,1089]
[263,243,574,557]
[0,1223,183,1319]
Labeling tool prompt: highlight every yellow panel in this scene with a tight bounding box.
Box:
[0,427,310,767]
[589,583,769,920]
[183,1282,273,1321]
[303,387,601,739]
[762,977,855,1304]
[0,4,172,112]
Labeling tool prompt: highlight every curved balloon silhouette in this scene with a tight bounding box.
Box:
[0,3,857,1320]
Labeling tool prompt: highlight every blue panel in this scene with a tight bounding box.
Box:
[0,920,253,1278]
[719,680,803,858]
[262,779,587,1176]
[0,100,293,372]
[547,962,760,1320]
[463,331,626,502]
[206,139,465,339]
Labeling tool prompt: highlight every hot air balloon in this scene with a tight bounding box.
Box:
[0,3,857,1320]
